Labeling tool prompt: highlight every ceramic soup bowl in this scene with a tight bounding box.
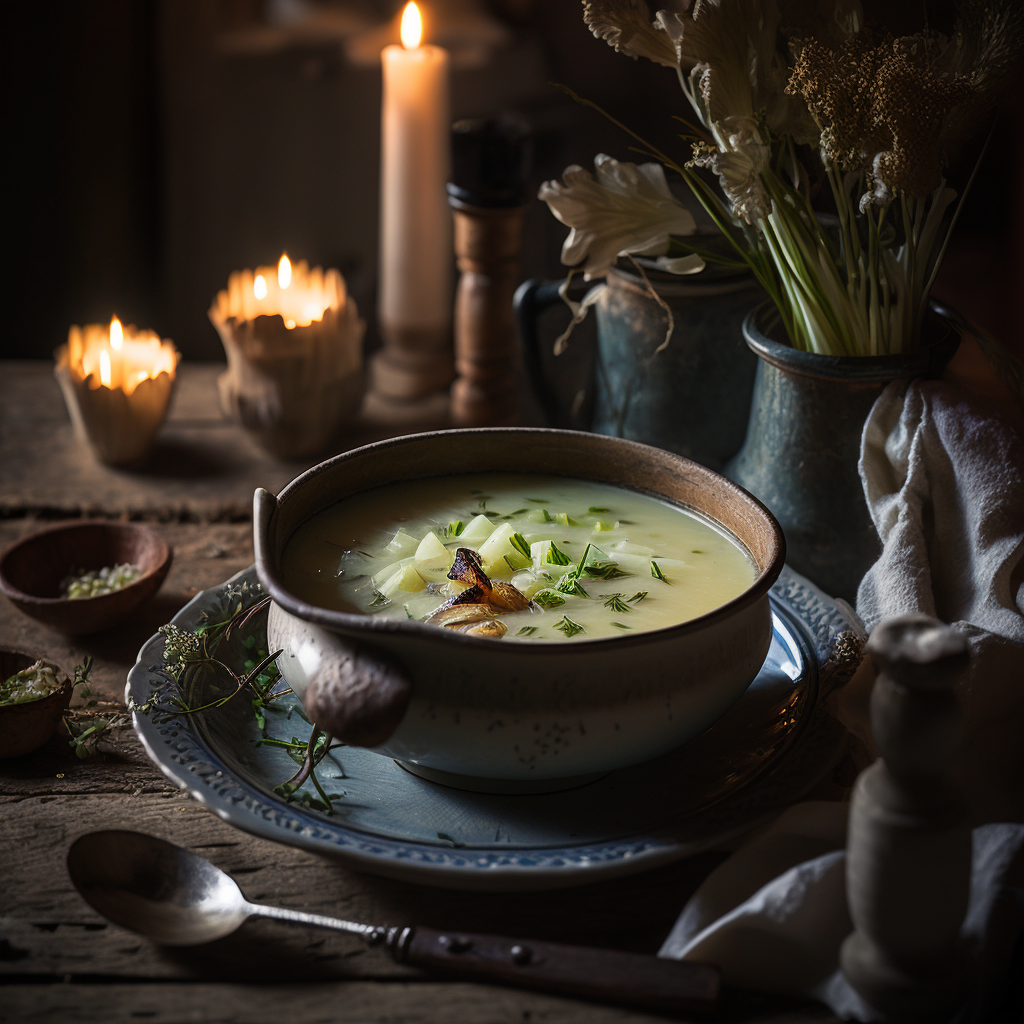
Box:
[254,428,784,791]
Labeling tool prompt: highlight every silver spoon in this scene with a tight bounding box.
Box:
[67,830,719,1014]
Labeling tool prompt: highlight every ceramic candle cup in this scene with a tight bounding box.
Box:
[210,259,365,460]
[55,319,179,467]
[255,428,785,791]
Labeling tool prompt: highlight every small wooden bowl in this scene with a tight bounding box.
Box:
[0,521,172,635]
[0,648,73,758]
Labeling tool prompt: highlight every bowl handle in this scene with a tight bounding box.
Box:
[267,601,412,748]
[253,487,278,573]
[304,639,412,748]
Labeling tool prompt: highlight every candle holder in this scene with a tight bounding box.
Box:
[54,320,179,467]
[209,259,365,460]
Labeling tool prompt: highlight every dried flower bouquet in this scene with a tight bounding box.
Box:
[540,0,1022,357]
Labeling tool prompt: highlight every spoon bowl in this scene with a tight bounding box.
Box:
[67,830,249,945]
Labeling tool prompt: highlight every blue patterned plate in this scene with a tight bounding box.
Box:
[128,565,861,891]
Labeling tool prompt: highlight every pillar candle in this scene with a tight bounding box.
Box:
[378,2,451,336]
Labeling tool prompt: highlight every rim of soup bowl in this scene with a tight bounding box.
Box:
[254,427,786,654]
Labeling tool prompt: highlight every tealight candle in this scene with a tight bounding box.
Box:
[209,255,365,459]
[54,317,179,466]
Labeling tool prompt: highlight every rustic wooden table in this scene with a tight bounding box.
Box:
[0,361,840,1023]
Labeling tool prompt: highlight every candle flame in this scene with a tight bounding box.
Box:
[400,2,422,49]
[254,274,268,301]
[285,319,296,330]
[278,254,292,289]
[66,320,177,394]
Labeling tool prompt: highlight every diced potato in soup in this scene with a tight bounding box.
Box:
[280,473,756,642]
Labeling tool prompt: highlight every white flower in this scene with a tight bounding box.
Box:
[158,624,201,680]
[538,155,702,279]
[690,116,772,223]
[583,0,682,68]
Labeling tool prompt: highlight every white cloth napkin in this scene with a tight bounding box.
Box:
[659,805,1024,1022]
[659,376,1024,1020]
[858,377,1024,824]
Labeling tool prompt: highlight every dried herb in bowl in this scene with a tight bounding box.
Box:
[0,659,65,705]
[61,563,143,600]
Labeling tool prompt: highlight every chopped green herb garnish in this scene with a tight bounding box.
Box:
[553,616,585,637]
[650,561,668,582]
[528,508,555,523]
[510,532,531,559]
[628,591,649,603]
[692,549,705,554]
[555,512,583,526]
[588,506,611,513]
[500,509,529,521]
[592,520,616,532]
[555,575,589,597]
[603,595,631,613]
[534,589,566,610]
[582,560,632,580]
[516,625,539,637]
[545,541,572,566]
[611,622,633,630]
[526,498,549,503]
[444,520,464,538]
[554,543,595,596]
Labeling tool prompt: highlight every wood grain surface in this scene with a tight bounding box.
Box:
[0,362,841,1023]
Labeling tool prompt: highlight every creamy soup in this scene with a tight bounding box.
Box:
[280,473,756,642]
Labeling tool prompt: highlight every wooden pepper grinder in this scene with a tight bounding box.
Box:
[841,613,972,1020]
[447,116,532,426]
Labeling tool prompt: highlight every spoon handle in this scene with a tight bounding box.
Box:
[391,925,720,1014]
[249,903,719,1011]
[248,902,384,941]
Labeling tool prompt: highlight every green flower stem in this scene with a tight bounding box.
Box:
[665,237,746,267]
[554,84,680,170]
[170,649,282,715]
[762,205,847,354]
[225,594,272,643]
[902,198,920,352]
[921,132,989,326]
[275,727,337,811]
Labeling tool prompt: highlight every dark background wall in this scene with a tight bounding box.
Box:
[6,0,1022,362]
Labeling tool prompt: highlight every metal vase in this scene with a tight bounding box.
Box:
[591,265,763,471]
[724,301,963,604]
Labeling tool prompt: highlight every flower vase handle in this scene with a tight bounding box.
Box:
[514,277,592,428]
